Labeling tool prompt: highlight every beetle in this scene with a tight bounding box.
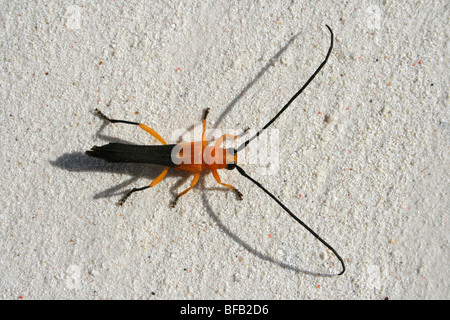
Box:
[87,107,242,207]
[86,25,345,275]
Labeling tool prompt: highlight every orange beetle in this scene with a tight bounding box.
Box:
[87,107,241,206]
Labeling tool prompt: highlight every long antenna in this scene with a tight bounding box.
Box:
[237,25,334,152]
[234,164,345,275]
[231,26,344,274]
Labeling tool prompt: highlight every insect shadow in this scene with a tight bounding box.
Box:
[51,151,194,200]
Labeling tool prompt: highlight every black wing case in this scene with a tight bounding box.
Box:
[86,143,179,167]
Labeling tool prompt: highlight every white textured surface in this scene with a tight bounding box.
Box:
[1,1,448,299]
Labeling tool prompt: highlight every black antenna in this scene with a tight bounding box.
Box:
[237,25,334,152]
[230,25,344,275]
[234,164,345,275]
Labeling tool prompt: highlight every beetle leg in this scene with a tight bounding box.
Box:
[119,166,170,206]
[171,172,200,207]
[211,169,243,200]
[94,109,168,145]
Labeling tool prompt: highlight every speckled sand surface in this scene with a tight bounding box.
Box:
[0,1,448,299]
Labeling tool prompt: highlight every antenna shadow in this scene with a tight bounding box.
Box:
[213,31,301,128]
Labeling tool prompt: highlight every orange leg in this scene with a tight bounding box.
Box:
[95,108,168,145]
[214,134,239,149]
[119,166,170,205]
[139,123,167,145]
[211,169,243,200]
[171,173,200,207]
[214,126,250,149]
[150,166,170,187]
